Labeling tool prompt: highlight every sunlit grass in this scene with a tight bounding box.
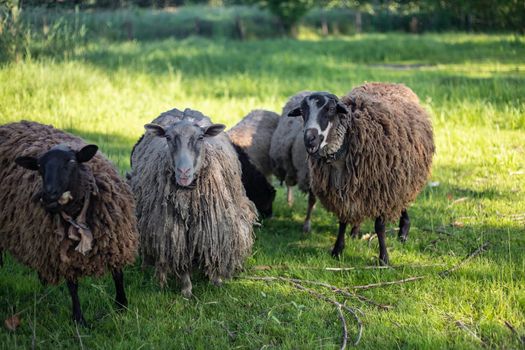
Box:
[0,33,524,349]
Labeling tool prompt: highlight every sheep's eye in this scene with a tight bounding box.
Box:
[165,135,172,141]
[198,134,204,141]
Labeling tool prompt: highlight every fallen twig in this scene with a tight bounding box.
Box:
[351,276,426,290]
[421,226,454,236]
[243,276,391,310]
[252,263,444,272]
[455,320,486,345]
[504,321,525,345]
[439,243,490,277]
[287,280,363,347]
[336,305,348,350]
[242,276,363,347]
[75,323,85,350]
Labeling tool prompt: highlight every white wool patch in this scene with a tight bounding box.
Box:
[58,191,73,205]
[304,97,333,150]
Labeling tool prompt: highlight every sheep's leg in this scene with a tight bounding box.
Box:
[398,209,410,243]
[331,222,347,258]
[112,268,128,310]
[66,279,86,326]
[181,271,193,298]
[38,272,48,286]
[302,190,316,233]
[287,186,294,206]
[375,217,389,265]
[350,225,360,239]
[211,274,223,287]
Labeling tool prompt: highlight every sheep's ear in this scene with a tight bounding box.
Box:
[203,124,225,137]
[145,123,166,137]
[288,107,302,117]
[336,101,349,115]
[15,156,39,170]
[76,144,98,163]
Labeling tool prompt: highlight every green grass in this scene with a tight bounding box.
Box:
[1,33,524,349]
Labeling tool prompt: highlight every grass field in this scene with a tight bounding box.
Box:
[1,33,524,349]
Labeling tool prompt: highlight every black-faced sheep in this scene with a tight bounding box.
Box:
[227,109,279,218]
[129,108,256,297]
[0,121,139,325]
[288,83,434,264]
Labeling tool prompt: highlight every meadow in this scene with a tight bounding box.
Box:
[0,32,524,349]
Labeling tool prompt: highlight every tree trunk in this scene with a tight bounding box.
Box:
[355,11,362,33]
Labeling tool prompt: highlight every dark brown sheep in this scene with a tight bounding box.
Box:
[0,121,138,324]
[288,83,434,264]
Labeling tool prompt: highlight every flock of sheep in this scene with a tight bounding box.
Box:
[0,82,434,325]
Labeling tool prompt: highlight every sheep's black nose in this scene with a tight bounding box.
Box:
[304,129,320,153]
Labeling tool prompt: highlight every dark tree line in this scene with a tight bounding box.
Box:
[3,0,524,33]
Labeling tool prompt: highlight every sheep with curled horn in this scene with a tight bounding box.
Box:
[227,109,279,218]
[288,83,434,264]
[129,108,256,297]
[0,121,138,325]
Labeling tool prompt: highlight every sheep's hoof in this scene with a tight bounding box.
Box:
[397,235,408,243]
[115,298,128,311]
[331,249,342,259]
[302,221,311,234]
[73,315,88,327]
[379,255,390,266]
[211,277,223,287]
[181,288,193,299]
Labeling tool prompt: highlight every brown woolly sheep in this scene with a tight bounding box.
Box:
[227,109,279,218]
[227,109,280,179]
[0,121,138,325]
[129,108,256,297]
[288,83,434,264]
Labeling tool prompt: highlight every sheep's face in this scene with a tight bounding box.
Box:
[145,121,225,188]
[15,144,98,213]
[288,92,349,155]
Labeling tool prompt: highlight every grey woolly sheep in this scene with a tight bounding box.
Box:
[288,83,434,264]
[129,108,257,297]
[0,121,139,325]
[227,109,279,218]
[270,91,318,232]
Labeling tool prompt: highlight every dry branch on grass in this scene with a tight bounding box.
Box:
[243,242,491,346]
[241,276,363,348]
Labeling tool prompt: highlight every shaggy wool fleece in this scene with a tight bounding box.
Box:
[227,109,279,178]
[130,108,256,285]
[270,91,312,186]
[310,83,435,225]
[0,121,138,284]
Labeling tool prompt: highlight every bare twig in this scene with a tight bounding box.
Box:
[287,280,363,347]
[243,276,391,310]
[241,276,363,347]
[504,321,525,345]
[75,323,85,350]
[252,264,444,272]
[439,243,490,276]
[420,226,453,236]
[336,304,348,350]
[455,320,486,345]
[351,276,426,290]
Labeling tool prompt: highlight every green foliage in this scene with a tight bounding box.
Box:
[0,33,524,348]
[235,0,315,34]
[0,3,31,62]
